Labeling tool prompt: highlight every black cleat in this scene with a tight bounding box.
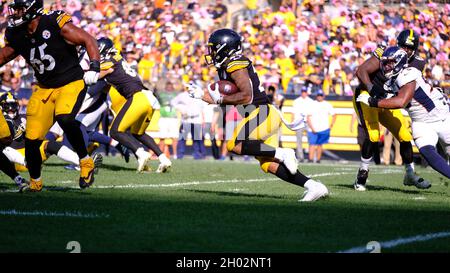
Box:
[354,168,369,191]
[116,143,130,163]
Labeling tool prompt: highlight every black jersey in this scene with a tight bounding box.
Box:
[5,114,26,150]
[358,45,427,99]
[217,55,270,106]
[101,53,145,99]
[5,11,84,88]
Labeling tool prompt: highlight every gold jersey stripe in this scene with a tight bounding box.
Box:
[101,61,114,70]
[57,13,72,28]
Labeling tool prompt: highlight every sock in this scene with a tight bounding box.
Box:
[110,139,119,147]
[2,146,26,166]
[158,153,169,163]
[136,147,149,159]
[110,130,142,153]
[134,133,162,156]
[360,156,372,171]
[57,145,80,166]
[88,131,112,145]
[0,152,19,180]
[25,138,43,180]
[57,116,88,159]
[240,140,276,157]
[420,146,450,178]
[405,163,415,175]
[275,163,309,187]
[400,141,413,164]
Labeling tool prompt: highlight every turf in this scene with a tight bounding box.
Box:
[0,157,449,253]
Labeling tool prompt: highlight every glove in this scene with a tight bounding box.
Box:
[84,60,100,85]
[184,82,204,99]
[207,82,223,104]
[356,93,378,107]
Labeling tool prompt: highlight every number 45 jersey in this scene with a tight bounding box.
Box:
[4,10,84,88]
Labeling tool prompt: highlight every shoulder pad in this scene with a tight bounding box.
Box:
[51,10,72,29]
[396,67,420,88]
[372,45,385,60]
[226,55,250,73]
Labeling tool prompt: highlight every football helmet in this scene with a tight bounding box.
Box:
[205,28,243,69]
[97,37,117,62]
[8,0,44,27]
[396,29,419,58]
[0,92,19,119]
[380,46,408,79]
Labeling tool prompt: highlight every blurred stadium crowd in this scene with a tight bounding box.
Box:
[1,0,449,99]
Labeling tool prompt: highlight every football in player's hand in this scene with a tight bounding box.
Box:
[209,80,239,95]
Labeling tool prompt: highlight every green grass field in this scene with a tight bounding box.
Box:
[0,157,449,253]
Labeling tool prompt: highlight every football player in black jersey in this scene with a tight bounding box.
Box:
[0,0,101,191]
[0,94,29,191]
[187,29,328,201]
[96,38,172,173]
[353,29,430,191]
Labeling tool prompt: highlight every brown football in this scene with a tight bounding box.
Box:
[209,80,239,95]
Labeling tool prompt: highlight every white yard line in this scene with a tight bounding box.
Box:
[338,231,450,253]
[48,170,405,190]
[0,209,109,218]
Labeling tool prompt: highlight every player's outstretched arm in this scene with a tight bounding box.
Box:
[355,56,379,92]
[370,81,415,109]
[222,69,252,105]
[60,23,100,62]
[0,46,18,67]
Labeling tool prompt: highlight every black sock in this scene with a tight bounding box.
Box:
[134,134,162,156]
[110,130,142,153]
[275,163,309,187]
[25,138,43,179]
[0,152,19,180]
[240,140,276,157]
[56,115,88,159]
[400,141,413,164]
[46,141,63,155]
[361,138,374,159]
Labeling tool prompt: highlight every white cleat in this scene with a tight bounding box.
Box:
[156,155,172,173]
[353,182,367,192]
[300,180,329,202]
[276,148,298,175]
[136,150,151,173]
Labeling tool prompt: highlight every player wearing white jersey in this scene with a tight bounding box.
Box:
[358,47,450,179]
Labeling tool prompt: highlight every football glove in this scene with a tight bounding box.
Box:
[356,93,379,107]
[84,60,100,85]
[207,82,223,104]
[184,82,204,99]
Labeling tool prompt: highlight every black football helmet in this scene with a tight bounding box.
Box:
[0,92,19,119]
[97,37,117,62]
[205,29,243,69]
[380,46,408,79]
[8,0,44,27]
[396,29,419,58]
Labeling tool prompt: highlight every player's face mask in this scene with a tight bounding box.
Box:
[8,4,29,27]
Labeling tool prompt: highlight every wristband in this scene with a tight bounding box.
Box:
[89,60,101,73]
[368,97,379,107]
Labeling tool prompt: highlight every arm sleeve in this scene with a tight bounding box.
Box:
[372,45,385,60]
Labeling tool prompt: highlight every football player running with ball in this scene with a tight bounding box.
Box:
[187,29,328,201]
[1,0,101,191]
